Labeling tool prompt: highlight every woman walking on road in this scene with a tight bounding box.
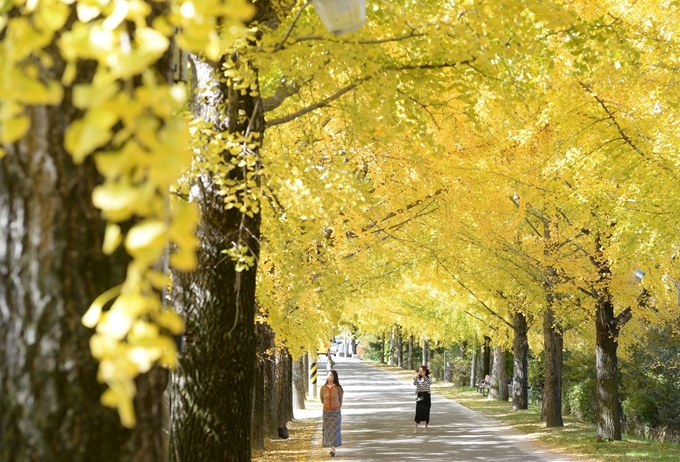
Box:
[320,369,344,457]
[413,365,432,434]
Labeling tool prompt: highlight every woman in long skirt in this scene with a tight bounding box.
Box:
[413,365,432,434]
[320,369,344,457]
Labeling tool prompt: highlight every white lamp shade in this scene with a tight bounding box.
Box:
[312,0,366,35]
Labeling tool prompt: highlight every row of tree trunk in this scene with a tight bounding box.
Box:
[382,326,431,371]
[389,290,628,444]
[460,291,628,442]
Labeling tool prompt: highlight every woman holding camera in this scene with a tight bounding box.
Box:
[413,365,432,434]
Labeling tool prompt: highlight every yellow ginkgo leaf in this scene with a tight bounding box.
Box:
[100,387,119,407]
[92,181,142,221]
[128,345,162,373]
[76,3,101,23]
[102,0,130,31]
[125,220,166,257]
[159,340,179,369]
[118,395,136,429]
[97,308,134,340]
[102,223,122,255]
[73,81,120,110]
[170,249,197,271]
[34,2,70,31]
[0,114,30,143]
[89,333,120,359]
[128,320,160,342]
[82,284,121,328]
[110,292,152,318]
[155,310,185,335]
[64,115,115,164]
[147,270,168,290]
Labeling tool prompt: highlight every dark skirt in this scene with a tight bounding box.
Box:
[414,392,431,424]
[323,409,342,447]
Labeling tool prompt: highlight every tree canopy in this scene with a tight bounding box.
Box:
[2,0,680,442]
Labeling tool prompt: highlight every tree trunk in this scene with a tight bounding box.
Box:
[593,265,632,440]
[396,326,403,367]
[542,308,564,427]
[422,339,429,367]
[276,348,293,438]
[389,326,395,365]
[252,323,265,450]
[490,346,508,401]
[408,335,414,370]
[512,311,529,410]
[470,351,478,388]
[540,218,563,427]
[168,50,263,461]
[481,336,491,377]
[591,229,634,441]
[475,346,484,384]
[595,297,622,440]
[293,356,306,411]
[252,320,276,449]
[0,101,165,461]
[265,326,277,439]
[303,354,309,395]
[379,333,385,364]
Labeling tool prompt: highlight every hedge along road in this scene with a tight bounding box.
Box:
[304,356,585,462]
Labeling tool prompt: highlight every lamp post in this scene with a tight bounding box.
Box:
[312,0,366,35]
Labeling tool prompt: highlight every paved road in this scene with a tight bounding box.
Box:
[302,357,584,462]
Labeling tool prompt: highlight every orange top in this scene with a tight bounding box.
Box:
[320,384,343,410]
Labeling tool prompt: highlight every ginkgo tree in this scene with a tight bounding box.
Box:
[258,0,680,443]
[1,0,254,460]
[4,0,680,460]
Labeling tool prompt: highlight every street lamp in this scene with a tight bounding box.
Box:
[312,0,366,35]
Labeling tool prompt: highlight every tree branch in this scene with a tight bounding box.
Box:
[278,29,426,50]
[265,78,366,127]
[262,78,306,112]
[273,1,311,52]
[266,59,473,127]
[436,257,514,331]
[363,188,447,232]
[580,81,646,157]
[615,306,632,329]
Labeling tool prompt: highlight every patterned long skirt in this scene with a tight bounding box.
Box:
[414,392,431,424]
[322,409,342,447]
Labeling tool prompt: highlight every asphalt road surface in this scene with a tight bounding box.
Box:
[302,356,584,462]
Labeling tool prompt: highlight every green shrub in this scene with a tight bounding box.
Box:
[564,379,596,422]
[623,390,660,427]
[449,356,471,385]
[428,353,446,381]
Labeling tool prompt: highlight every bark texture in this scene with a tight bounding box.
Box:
[276,348,293,437]
[168,50,263,461]
[0,92,164,462]
[396,326,403,367]
[379,333,385,364]
[480,336,491,378]
[252,320,276,449]
[489,346,508,401]
[470,351,478,388]
[592,233,632,441]
[512,311,529,410]
[541,220,563,427]
[542,308,564,427]
[292,356,306,411]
